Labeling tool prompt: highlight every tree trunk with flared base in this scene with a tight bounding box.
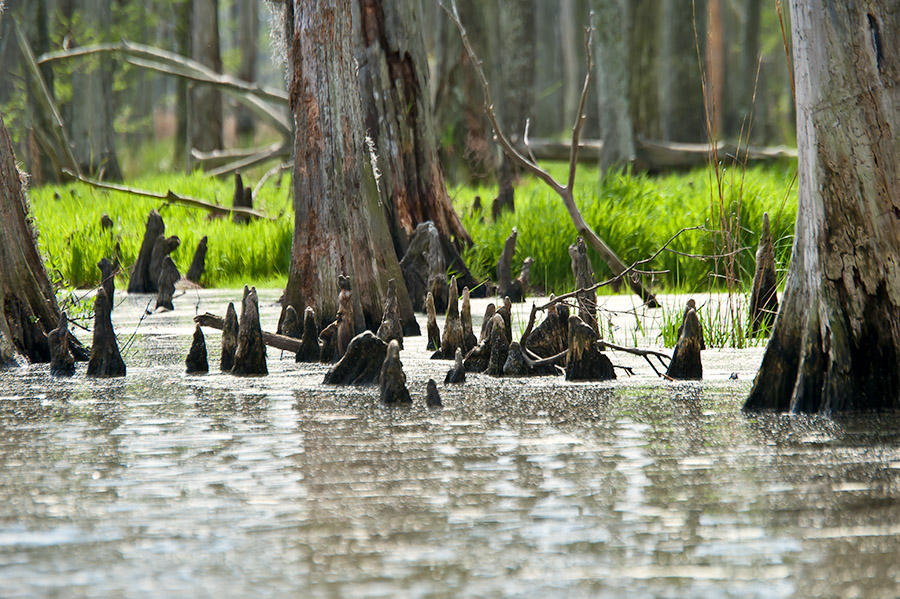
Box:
[283,0,419,335]
[744,1,900,414]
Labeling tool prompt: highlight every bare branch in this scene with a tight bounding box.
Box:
[568,15,595,191]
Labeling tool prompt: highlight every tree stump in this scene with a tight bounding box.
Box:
[525,300,570,358]
[128,209,165,293]
[379,339,411,404]
[232,172,253,225]
[186,235,208,284]
[155,257,180,311]
[425,291,441,351]
[148,234,181,294]
[497,228,518,300]
[565,315,615,381]
[185,324,209,374]
[426,378,442,407]
[220,302,238,371]
[749,213,779,336]
[97,257,119,310]
[434,276,464,359]
[479,303,496,342]
[399,221,446,312]
[87,288,126,377]
[569,237,598,334]
[445,347,466,384]
[295,306,321,362]
[675,299,705,350]
[667,306,703,380]
[486,313,510,376]
[232,286,267,375]
[461,286,477,352]
[279,305,302,338]
[376,278,403,348]
[48,312,75,376]
[323,331,387,385]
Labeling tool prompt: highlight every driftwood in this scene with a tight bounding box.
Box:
[185,325,209,374]
[667,306,703,380]
[155,256,180,311]
[379,340,411,404]
[376,279,403,348]
[219,303,238,371]
[48,312,75,376]
[128,210,165,293]
[186,236,208,284]
[232,173,254,224]
[97,257,119,309]
[445,347,466,384]
[323,331,387,386]
[749,213,779,336]
[232,286,267,375]
[426,379,443,407]
[434,276,464,360]
[425,292,441,351]
[565,315,615,381]
[295,307,321,363]
[280,305,301,339]
[460,287,477,352]
[87,288,126,377]
[569,237,598,334]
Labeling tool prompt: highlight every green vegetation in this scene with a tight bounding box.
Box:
[452,161,798,296]
[29,172,293,290]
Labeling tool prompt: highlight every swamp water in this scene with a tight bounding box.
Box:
[1,289,900,598]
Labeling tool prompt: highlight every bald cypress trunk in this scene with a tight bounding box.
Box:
[283,0,418,335]
[745,1,900,414]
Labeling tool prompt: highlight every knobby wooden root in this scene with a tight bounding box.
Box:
[379,339,411,404]
[185,324,209,374]
[426,379,443,407]
[87,288,126,378]
[48,312,75,376]
[667,306,703,380]
[279,305,301,339]
[426,292,441,351]
[445,347,466,384]
[324,331,387,386]
[219,303,238,371]
[295,306,321,363]
[565,314,615,381]
[434,276,464,360]
[97,257,119,310]
[128,209,164,293]
[376,279,403,348]
[569,237,598,334]
[186,236,208,284]
[461,287,477,352]
[155,256,180,311]
[232,286,267,376]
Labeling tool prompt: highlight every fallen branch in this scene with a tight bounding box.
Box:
[63,169,273,221]
[194,312,301,353]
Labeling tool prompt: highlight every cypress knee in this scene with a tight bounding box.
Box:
[87,288,126,377]
[128,210,165,293]
[486,313,509,376]
[186,236,208,283]
[148,234,180,294]
[379,339,411,404]
[296,306,321,362]
[461,286,477,352]
[426,292,441,351]
[185,325,209,374]
[155,256,180,311]
[565,315,615,381]
[220,302,238,371]
[97,257,119,310]
[445,347,466,384]
[280,305,301,338]
[232,287,267,375]
[48,312,75,376]
[323,331,387,385]
[667,306,703,380]
[749,213,779,336]
[376,279,403,348]
[426,378,443,407]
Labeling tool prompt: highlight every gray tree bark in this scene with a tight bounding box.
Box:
[283,0,418,335]
[190,0,223,153]
[745,1,900,414]
[593,0,634,171]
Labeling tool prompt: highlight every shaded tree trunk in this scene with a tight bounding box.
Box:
[174,0,192,167]
[745,1,900,414]
[354,0,471,258]
[236,0,259,137]
[190,0,223,153]
[660,0,706,142]
[593,0,634,171]
[705,0,724,139]
[0,113,66,363]
[283,0,418,334]
[627,0,662,140]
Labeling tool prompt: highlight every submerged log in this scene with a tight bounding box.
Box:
[426,378,442,407]
[399,221,446,312]
[87,288,126,377]
[497,228,518,300]
[749,213,779,336]
[295,306,321,362]
[149,234,181,293]
[97,257,119,310]
[461,286,477,352]
[231,172,253,225]
[232,286,267,376]
[565,315,615,381]
[128,209,165,293]
[155,256,180,311]
[220,303,238,371]
[279,305,301,339]
[485,313,510,376]
[186,235,208,283]
[434,276,464,360]
[569,237,598,334]
[185,324,209,374]
[323,331,387,385]
[376,278,403,348]
[479,303,496,342]
[379,339,411,404]
[48,312,75,376]
[445,347,466,384]
[667,306,703,380]
[425,291,441,351]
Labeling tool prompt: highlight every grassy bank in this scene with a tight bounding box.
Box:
[452,162,798,295]
[29,172,293,289]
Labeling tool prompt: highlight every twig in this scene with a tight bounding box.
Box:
[252,161,291,199]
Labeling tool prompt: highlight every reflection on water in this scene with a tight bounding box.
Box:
[1,291,900,598]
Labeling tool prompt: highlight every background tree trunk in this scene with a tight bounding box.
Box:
[354,0,470,258]
[0,113,65,363]
[745,0,900,414]
[626,0,662,140]
[190,0,223,153]
[593,0,634,171]
[67,0,122,180]
[659,0,706,142]
[235,0,259,138]
[174,0,192,167]
[283,0,418,335]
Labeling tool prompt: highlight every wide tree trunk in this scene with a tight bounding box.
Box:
[190,0,223,153]
[593,0,635,171]
[67,0,122,180]
[744,1,900,414]
[283,0,418,335]
[354,0,471,258]
[0,114,67,363]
